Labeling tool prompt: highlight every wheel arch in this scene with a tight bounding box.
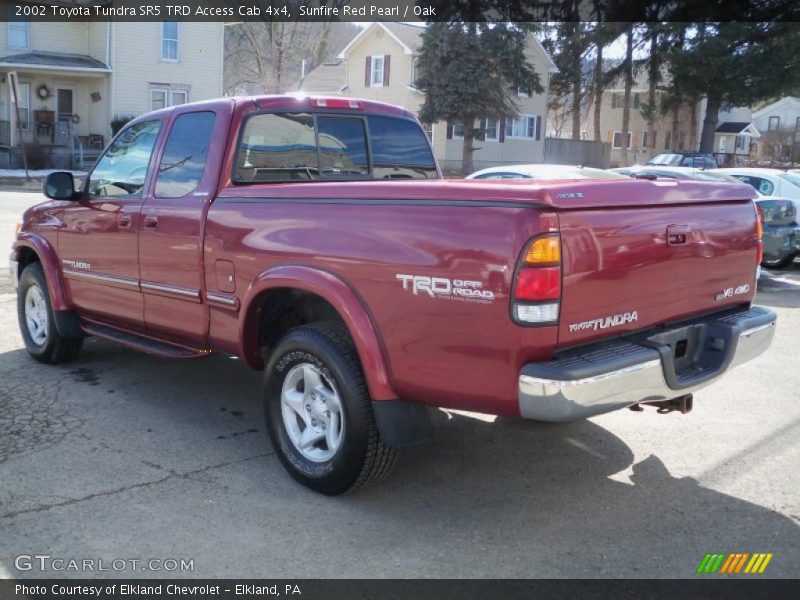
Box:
[240,265,397,401]
[13,234,71,311]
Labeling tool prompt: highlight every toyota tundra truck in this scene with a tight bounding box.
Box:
[9,96,776,495]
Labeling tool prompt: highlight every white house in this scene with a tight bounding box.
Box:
[0,19,224,168]
[299,22,558,173]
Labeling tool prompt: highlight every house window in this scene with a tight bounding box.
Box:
[452,120,464,139]
[612,131,632,149]
[611,93,618,109]
[370,55,384,87]
[633,93,640,109]
[161,22,179,61]
[517,86,529,98]
[505,115,536,139]
[150,86,189,111]
[664,131,672,150]
[8,13,29,49]
[14,82,30,130]
[642,131,648,148]
[484,117,499,141]
[735,135,747,151]
[422,122,433,142]
[768,116,780,131]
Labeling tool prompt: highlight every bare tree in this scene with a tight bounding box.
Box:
[224,18,357,95]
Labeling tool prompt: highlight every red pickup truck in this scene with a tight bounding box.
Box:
[10,96,776,495]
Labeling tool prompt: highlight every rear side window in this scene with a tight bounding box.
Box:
[155,111,216,198]
[367,116,437,179]
[734,175,774,196]
[235,113,317,183]
[234,112,437,183]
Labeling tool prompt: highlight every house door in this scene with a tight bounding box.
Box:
[56,88,73,122]
[55,88,74,145]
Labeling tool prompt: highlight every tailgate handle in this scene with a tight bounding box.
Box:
[667,224,690,246]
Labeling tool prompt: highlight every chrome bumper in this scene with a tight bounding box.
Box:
[9,258,19,290]
[519,306,776,422]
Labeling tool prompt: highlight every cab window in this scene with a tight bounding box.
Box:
[155,111,216,198]
[88,120,161,198]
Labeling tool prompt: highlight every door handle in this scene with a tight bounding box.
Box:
[667,224,690,246]
[143,215,158,229]
[117,214,131,228]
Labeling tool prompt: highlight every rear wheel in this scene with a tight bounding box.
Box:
[263,322,397,495]
[761,252,796,270]
[17,263,83,364]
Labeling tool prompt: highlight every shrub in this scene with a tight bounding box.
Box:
[110,114,136,136]
[22,141,52,170]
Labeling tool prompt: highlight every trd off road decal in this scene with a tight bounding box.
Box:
[395,274,495,304]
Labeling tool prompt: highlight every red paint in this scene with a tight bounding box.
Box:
[13,95,761,417]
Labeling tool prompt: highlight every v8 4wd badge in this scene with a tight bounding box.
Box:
[715,284,750,301]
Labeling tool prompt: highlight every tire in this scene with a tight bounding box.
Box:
[761,252,796,270]
[17,263,83,364]
[263,322,398,495]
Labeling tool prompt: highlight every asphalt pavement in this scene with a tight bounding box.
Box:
[1,191,798,579]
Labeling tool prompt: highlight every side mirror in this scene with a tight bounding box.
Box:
[43,171,78,201]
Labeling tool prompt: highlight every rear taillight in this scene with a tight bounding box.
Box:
[512,233,561,326]
[754,203,764,265]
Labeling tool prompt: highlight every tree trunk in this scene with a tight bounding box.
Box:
[461,118,476,176]
[689,96,698,151]
[620,28,634,166]
[646,29,659,158]
[670,102,679,150]
[593,44,603,141]
[699,95,721,153]
[571,26,583,140]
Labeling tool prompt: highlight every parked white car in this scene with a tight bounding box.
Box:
[466,164,627,180]
[610,165,737,182]
[716,168,800,213]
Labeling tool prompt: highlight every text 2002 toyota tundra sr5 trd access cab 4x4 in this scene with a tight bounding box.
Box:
[10,96,776,494]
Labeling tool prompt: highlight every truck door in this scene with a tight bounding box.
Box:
[59,118,163,330]
[138,103,230,346]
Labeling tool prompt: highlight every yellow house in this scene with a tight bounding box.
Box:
[0,19,223,169]
[298,22,557,173]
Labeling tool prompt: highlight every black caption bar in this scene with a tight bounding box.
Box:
[3,580,800,600]
[2,0,800,22]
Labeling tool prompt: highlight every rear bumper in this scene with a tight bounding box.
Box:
[518,306,776,422]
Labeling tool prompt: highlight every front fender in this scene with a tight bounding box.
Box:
[240,265,397,401]
[13,233,71,311]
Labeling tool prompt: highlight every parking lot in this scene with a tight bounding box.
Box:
[1,190,799,579]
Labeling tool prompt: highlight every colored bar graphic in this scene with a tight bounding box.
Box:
[697,552,773,575]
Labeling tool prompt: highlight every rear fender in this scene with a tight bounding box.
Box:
[13,233,71,311]
[240,265,397,401]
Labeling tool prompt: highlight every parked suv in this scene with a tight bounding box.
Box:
[646,152,717,169]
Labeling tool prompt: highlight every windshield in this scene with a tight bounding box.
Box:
[779,172,800,188]
[647,154,682,166]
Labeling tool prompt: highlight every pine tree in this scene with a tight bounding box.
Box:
[416,23,542,175]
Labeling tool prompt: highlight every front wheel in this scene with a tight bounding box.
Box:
[263,322,397,495]
[17,263,83,364]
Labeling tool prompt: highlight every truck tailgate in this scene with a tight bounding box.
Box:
[555,182,759,348]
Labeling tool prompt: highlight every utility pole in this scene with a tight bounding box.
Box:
[8,72,29,180]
